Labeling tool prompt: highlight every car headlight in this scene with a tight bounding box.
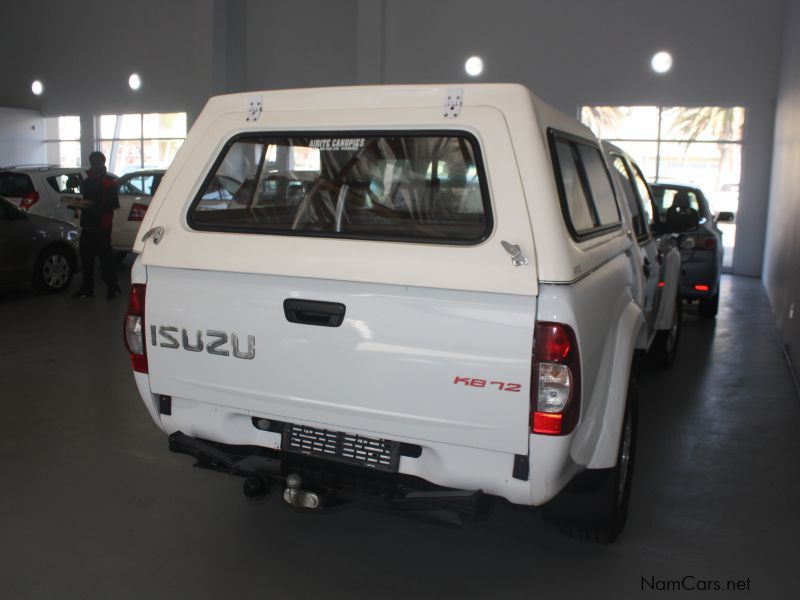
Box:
[67,229,80,243]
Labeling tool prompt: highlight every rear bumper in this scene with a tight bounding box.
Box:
[679,251,721,298]
[132,379,580,507]
[169,431,484,518]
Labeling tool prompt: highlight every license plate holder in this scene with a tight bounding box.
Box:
[281,423,400,472]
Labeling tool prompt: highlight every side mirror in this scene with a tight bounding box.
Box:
[716,211,735,223]
[665,207,700,233]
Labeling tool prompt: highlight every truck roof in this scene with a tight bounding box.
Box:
[200,83,593,141]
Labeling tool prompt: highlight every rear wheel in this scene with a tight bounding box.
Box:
[542,375,638,543]
[649,299,682,369]
[32,246,74,293]
[698,292,719,319]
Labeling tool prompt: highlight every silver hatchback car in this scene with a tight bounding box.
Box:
[650,183,724,318]
[0,196,80,293]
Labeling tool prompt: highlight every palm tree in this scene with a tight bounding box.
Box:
[580,106,627,138]
[664,106,742,143]
[664,107,744,191]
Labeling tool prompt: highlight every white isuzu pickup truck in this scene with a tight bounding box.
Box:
[124,84,690,542]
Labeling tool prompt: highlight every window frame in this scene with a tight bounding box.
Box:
[547,129,623,242]
[95,113,186,174]
[610,153,653,244]
[185,130,495,246]
[43,116,81,168]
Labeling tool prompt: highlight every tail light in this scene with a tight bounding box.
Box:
[20,190,39,210]
[124,284,148,373]
[698,236,717,249]
[128,203,148,222]
[531,322,581,435]
[680,234,717,250]
[694,284,710,292]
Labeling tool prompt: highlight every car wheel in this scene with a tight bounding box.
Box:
[542,375,638,543]
[698,292,719,319]
[32,246,74,294]
[648,299,682,369]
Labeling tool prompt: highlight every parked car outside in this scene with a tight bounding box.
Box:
[650,182,723,318]
[0,196,80,293]
[0,165,85,225]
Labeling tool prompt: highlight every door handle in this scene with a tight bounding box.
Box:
[283,298,346,327]
[643,258,651,278]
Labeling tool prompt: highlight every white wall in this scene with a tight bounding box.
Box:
[763,0,800,375]
[0,108,44,166]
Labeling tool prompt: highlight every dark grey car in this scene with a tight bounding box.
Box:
[650,183,724,318]
[0,196,80,293]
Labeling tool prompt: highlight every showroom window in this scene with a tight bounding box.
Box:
[43,116,81,167]
[580,105,744,268]
[96,112,186,175]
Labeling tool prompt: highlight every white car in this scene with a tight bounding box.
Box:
[124,84,688,543]
[114,170,165,253]
[0,165,85,225]
[113,170,245,252]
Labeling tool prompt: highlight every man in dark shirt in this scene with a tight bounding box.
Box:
[73,151,121,299]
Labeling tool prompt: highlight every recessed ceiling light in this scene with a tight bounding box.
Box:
[651,51,673,74]
[31,80,43,96]
[128,73,142,91]
[465,56,483,77]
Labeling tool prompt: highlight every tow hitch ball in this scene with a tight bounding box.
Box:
[282,473,320,509]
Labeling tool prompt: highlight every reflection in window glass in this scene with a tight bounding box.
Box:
[189,134,490,244]
[577,145,619,226]
[554,141,594,232]
[611,156,646,239]
[630,165,655,227]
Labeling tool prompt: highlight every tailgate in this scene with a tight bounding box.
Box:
[145,266,536,454]
[139,106,539,455]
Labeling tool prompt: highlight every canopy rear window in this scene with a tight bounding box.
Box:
[187,133,492,244]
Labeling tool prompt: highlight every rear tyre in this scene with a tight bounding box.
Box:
[542,376,638,543]
[648,299,682,369]
[698,292,719,319]
[32,246,74,294]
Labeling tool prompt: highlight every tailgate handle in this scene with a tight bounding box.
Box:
[283,299,346,327]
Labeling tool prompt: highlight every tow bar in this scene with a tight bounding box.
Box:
[168,431,483,524]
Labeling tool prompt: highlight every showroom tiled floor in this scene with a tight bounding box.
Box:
[1,271,798,599]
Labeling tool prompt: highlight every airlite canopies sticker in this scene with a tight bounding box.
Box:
[308,138,366,151]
